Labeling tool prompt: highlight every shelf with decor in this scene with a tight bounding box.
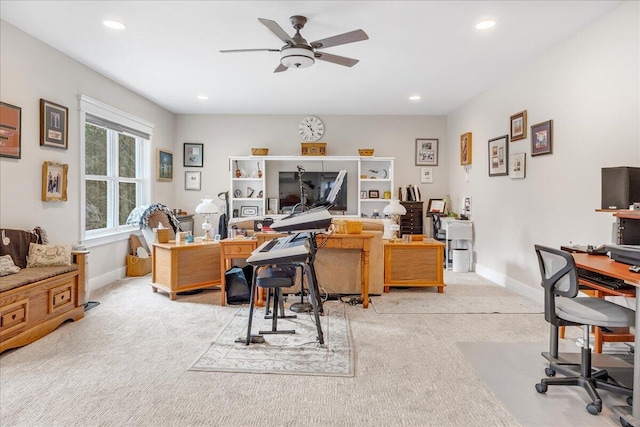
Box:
[229,157,266,218]
[358,157,394,218]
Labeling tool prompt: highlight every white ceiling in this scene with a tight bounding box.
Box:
[0,1,623,115]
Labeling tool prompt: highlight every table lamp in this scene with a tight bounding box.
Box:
[195,197,219,240]
[383,199,406,242]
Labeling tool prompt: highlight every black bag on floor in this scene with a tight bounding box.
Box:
[225,266,251,305]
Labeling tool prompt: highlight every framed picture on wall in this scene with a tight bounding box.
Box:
[510,110,527,141]
[183,142,203,167]
[185,171,201,190]
[42,161,68,201]
[415,138,438,166]
[40,99,68,149]
[420,167,433,184]
[460,132,472,165]
[488,135,509,177]
[531,120,553,156]
[0,102,21,159]
[156,148,174,181]
[509,153,526,179]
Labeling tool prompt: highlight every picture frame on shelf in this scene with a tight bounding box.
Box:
[488,135,509,177]
[267,198,279,214]
[40,99,68,149]
[427,199,445,214]
[156,148,174,181]
[0,102,21,159]
[42,161,68,201]
[183,142,203,167]
[531,120,553,156]
[420,167,433,184]
[509,153,526,179]
[460,132,472,165]
[510,111,527,141]
[368,190,379,199]
[240,206,258,217]
[360,191,367,199]
[415,138,438,166]
[185,171,201,190]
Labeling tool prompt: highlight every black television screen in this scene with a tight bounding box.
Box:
[279,171,347,212]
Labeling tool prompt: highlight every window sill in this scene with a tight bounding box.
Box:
[82,227,139,249]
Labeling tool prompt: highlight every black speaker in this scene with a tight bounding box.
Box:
[601,167,640,210]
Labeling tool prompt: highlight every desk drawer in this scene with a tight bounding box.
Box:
[224,243,255,257]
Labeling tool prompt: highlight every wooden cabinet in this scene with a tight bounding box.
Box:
[383,238,445,293]
[399,201,423,236]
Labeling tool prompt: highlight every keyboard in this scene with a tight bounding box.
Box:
[577,268,629,290]
[246,235,310,266]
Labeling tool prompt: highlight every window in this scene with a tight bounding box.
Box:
[80,96,153,244]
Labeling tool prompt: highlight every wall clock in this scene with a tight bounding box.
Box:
[298,116,324,142]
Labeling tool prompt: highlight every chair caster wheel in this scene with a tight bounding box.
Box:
[620,416,633,427]
[545,367,556,377]
[627,396,633,406]
[586,402,601,415]
[535,383,548,393]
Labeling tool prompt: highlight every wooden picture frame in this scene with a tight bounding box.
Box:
[510,153,526,179]
[510,110,527,141]
[185,171,201,190]
[460,132,472,165]
[40,99,68,149]
[488,135,509,177]
[427,199,445,214]
[156,148,174,182]
[42,161,68,201]
[415,138,438,166]
[531,120,553,156]
[183,142,203,167]
[0,102,21,159]
[368,190,380,199]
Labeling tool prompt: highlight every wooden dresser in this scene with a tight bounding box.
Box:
[400,201,423,236]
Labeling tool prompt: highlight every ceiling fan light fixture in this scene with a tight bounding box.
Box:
[280,47,315,69]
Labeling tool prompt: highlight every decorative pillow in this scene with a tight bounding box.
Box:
[0,254,20,276]
[26,243,72,268]
[0,228,39,268]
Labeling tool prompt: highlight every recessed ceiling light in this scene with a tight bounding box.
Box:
[196,95,209,100]
[409,95,421,101]
[475,20,496,31]
[102,20,126,30]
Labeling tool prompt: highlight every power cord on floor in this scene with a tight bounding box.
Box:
[339,296,364,306]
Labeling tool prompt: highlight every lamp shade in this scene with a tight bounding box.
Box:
[195,198,219,215]
[383,200,407,216]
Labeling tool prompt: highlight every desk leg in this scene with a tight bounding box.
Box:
[614,297,640,426]
[361,248,370,309]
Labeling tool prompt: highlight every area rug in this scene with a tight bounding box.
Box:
[190,301,354,377]
[371,284,543,314]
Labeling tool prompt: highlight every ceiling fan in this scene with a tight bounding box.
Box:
[220,15,369,73]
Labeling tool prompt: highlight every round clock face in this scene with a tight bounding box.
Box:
[298,116,324,142]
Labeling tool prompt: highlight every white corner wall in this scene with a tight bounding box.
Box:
[446,1,640,300]
[0,21,176,290]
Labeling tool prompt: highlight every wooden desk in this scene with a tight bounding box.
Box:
[571,253,640,423]
[151,240,221,300]
[383,238,445,293]
[219,233,375,308]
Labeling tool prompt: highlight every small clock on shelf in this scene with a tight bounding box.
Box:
[298,116,324,142]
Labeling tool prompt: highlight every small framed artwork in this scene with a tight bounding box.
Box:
[268,198,279,214]
[42,161,68,201]
[183,142,203,167]
[460,132,472,165]
[415,138,438,166]
[427,199,445,214]
[213,234,221,243]
[360,191,367,199]
[488,135,509,177]
[510,110,527,141]
[40,99,68,149]
[510,153,526,179]
[156,148,174,182]
[531,120,553,156]
[0,102,21,159]
[368,190,379,199]
[240,206,258,217]
[420,167,433,184]
[185,171,201,190]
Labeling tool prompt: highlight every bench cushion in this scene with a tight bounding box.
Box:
[0,265,78,293]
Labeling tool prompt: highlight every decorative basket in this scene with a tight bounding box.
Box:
[358,148,374,156]
[251,148,269,156]
[346,221,363,234]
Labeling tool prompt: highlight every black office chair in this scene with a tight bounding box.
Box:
[534,245,634,415]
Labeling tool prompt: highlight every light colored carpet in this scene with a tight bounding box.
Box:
[371,280,543,314]
[190,302,353,377]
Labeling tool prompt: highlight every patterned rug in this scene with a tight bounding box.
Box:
[371,284,543,314]
[190,301,353,377]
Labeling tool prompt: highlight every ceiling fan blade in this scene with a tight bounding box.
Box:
[258,18,295,46]
[274,63,288,73]
[311,29,369,50]
[220,48,280,53]
[315,52,359,67]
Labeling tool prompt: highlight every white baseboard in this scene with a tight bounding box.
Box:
[86,267,127,300]
[475,263,544,304]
